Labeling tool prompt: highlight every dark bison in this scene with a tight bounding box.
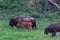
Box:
[9,16,36,29]
[44,22,60,37]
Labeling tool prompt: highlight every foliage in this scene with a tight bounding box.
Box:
[0,0,60,20]
[0,0,60,40]
[0,19,60,40]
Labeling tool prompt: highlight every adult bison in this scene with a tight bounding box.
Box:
[44,22,60,37]
[9,16,36,29]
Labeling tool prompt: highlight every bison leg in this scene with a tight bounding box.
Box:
[32,21,36,29]
[27,26,32,31]
[22,26,25,29]
[16,25,22,28]
[52,31,56,37]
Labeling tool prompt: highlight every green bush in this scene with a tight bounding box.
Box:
[0,0,60,20]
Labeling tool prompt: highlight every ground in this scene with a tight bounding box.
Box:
[0,19,60,40]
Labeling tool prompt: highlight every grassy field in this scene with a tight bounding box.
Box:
[0,19,60,40]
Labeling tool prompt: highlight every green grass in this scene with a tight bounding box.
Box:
[0,19,60,40]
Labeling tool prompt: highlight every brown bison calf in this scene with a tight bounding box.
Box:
[17,22,32,30]
[44,23,60,37]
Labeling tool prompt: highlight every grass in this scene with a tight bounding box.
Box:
[0,19,60,40]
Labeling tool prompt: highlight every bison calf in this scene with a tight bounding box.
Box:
[17,22,32,30]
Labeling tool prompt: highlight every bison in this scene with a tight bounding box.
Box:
[17,21,32,30]
[9,17,17,27]
[44,22,60,37]
[9,16,36,29]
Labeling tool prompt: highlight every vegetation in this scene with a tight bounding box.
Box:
[0,0,60,40]
[0,19,60,40]
[0,0,60,20]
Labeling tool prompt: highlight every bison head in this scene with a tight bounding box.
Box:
[44,27,49,35]
[9,17,17,27]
